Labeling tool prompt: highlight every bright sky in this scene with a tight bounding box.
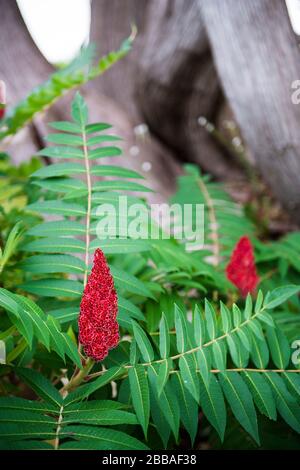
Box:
[16,0,91,65]
[286,0,300,35]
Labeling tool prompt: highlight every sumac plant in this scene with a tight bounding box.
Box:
[0,92,300,451]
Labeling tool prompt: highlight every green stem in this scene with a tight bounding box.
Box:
[56,360,93,450]
[88,305,297,380]
[169,368,300,374]
[82,120,92,288]
[54,404,64,450]
[88,366,300,381]
[6,338,27,363]
[140,306,264,368]
[57,111,95,447]
[0,325,16,341]
[62,358,94,393]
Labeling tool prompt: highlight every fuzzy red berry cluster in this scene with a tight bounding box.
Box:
[78,248,119,361]
[226,236,259,297]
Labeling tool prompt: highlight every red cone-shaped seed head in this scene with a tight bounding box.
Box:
[226,236,259,297]
[78,248,119,361]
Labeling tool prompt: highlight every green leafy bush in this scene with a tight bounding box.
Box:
[0,44,300,451]
[0,30,135,140]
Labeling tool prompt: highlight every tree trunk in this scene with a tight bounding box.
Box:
[90,0,151,121]
[0,0,180,200]
[88,0,181,200]
[0,0,53,104]
[0,0,54,163]
[135,0,242,179]
[3,0,300,217]
[200,0,300,220]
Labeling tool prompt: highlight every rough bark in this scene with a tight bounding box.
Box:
[3,0,300,217]
[200,0,300,220]
[0,0,54,162]
[0,0,180,199]
[90,0,151,121]
[87,0,181,199]
[0,0,53,104]
[135,0,242,179]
